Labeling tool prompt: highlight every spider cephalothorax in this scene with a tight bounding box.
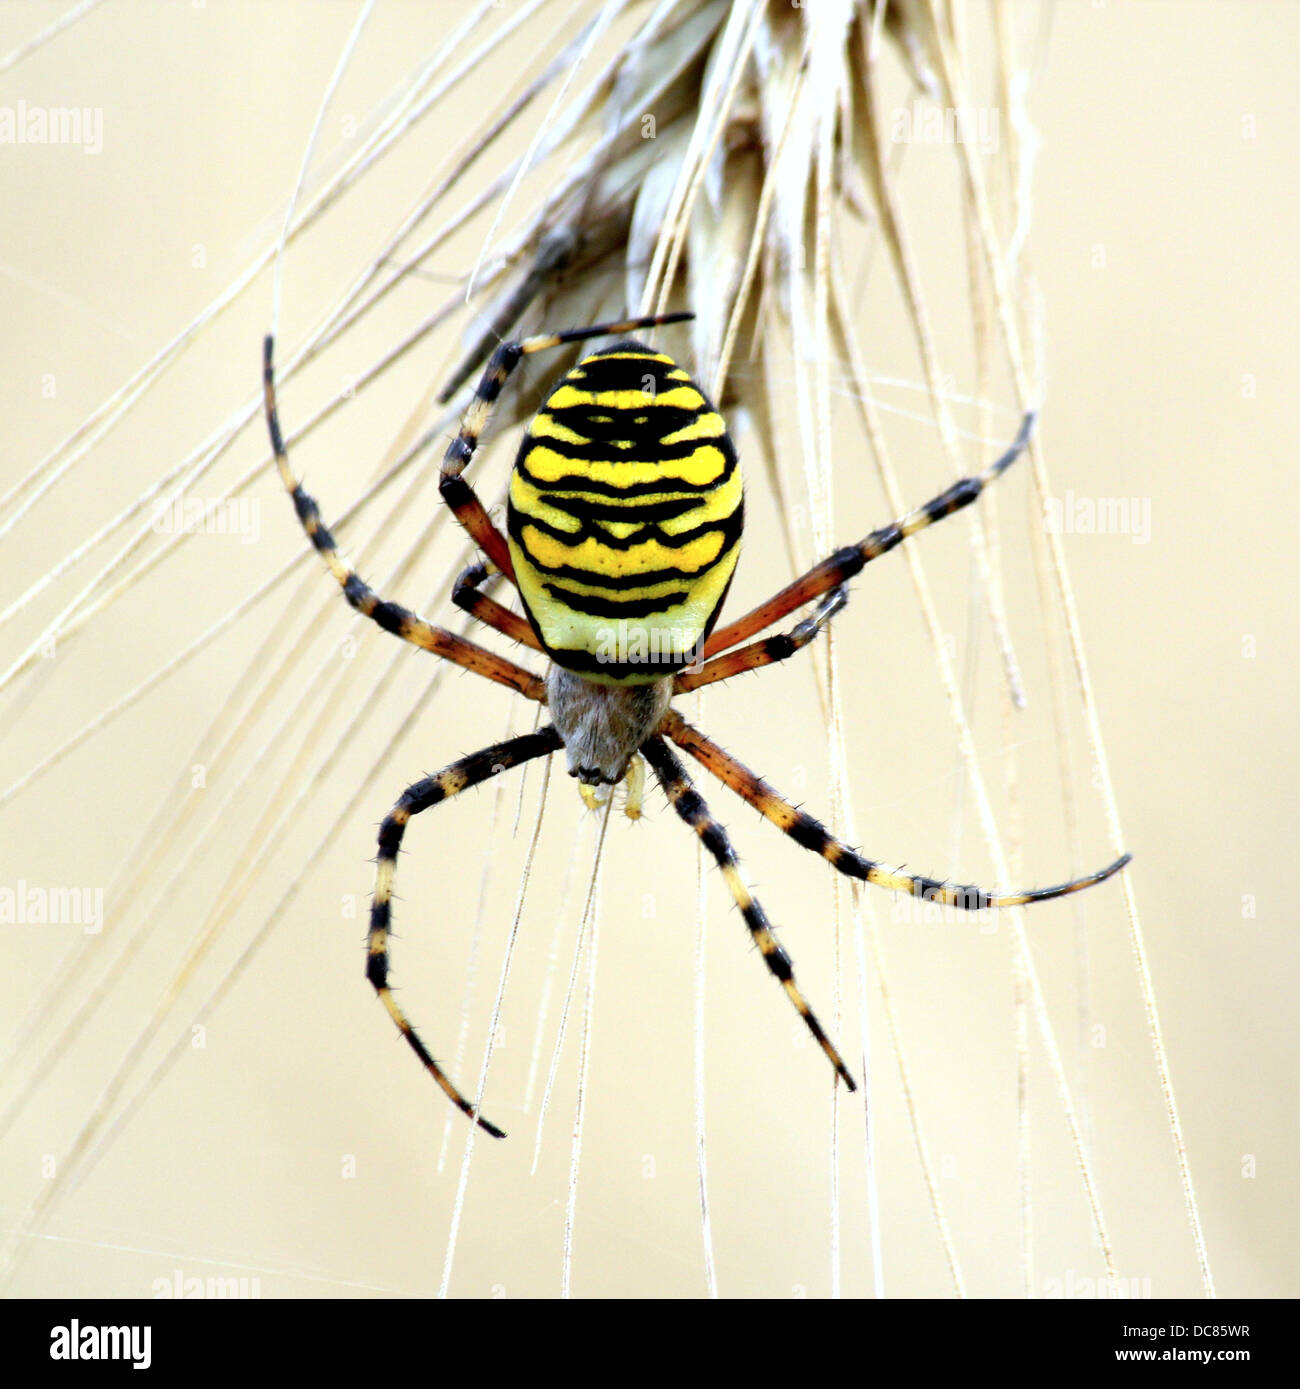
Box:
[264,312,1130,1138]
[545,666,670,788]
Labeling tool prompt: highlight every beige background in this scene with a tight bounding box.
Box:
[0,2,1296,1299]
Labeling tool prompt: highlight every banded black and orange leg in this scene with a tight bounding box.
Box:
[640,735,857,1092]
[438,312,695,581]
[661,709,1131,908]
[263,337,545,702]
[451,559,544,653]
[699,411,1037,661]
[370,725,565,1138]
[675,587,848,693]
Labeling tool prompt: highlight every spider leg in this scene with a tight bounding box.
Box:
[451,559,544,652]
[622,754,646,821]
[436,225,582,404]
[370,725,564,1138]
[675,587,847,693]
[700,411,1036,660]
[438,312,695,584]
[641,735,856,1092]
[661,709,1131,909]
[263,336,544,701]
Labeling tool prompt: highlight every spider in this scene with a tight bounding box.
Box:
[262,312,1130,1139]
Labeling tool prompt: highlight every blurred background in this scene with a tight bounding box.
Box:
[0,1,1295,1299]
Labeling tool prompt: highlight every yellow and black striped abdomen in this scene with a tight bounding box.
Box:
[507,341,742,684]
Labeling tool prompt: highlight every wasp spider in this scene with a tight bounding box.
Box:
[262,314,1129,1138]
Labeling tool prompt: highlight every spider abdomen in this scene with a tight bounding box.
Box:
[507,340,742,685]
